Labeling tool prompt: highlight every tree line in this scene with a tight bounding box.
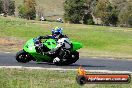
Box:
[64,0,132,27]
[0,0,131,27]
[0,0,36,20]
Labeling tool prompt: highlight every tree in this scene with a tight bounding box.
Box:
[18,0,36,20]
[85,0,98,14]
[8,0,15,15]
[0,0,3,14]
[3,0,9,16]
[18,5,27,18]
[110,0,127,11]
[83,13,94,24]
[37,5,45,19]
[118,2,132,27]
[0,0,15,16]
[94,0,118,26]
[64,0,86,23]
[82,0,98,24]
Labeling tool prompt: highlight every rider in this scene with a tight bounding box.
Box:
[35,27,71,63]
[37,27,67,40]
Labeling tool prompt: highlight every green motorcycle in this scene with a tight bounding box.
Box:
[16,37,83,65]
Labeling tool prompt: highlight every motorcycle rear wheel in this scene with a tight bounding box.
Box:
[54,51,79,66]
[69,51,79,64]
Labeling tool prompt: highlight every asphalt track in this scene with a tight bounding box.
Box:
[0,52,132,73]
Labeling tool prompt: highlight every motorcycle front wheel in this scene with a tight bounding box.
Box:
[16,50,31,63]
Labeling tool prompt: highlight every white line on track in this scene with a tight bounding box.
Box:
[0,66,132,74]
[4,52,11,54]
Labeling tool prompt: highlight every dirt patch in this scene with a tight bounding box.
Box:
[0,37,25,52]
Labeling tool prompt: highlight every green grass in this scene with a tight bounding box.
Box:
[0,68,131,88]
[0,16,132,58]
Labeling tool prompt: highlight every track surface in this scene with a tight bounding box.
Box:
[0,52,132,72]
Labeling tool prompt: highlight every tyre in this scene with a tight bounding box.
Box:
[65,51,79,65]
[16,50,31,63]
[76,75,87,85]
[53,51,79,66]
[70,51,79,63]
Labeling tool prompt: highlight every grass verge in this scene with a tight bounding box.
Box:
[0,68,131,88]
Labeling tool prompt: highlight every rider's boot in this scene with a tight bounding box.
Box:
[53,57,60,63]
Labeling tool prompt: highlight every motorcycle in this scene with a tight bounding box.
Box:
[16,37,83,65]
